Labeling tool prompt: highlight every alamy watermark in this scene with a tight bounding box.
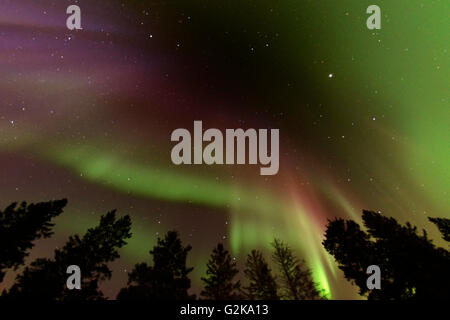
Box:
[366,5,381,30]
[66,5,82,30]
[66,265,81,290]
[170,121,279,175]
[366,265,381,290]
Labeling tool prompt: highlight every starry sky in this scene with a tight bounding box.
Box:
[0,0,448,299]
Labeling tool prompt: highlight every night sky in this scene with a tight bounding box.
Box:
[0,0,448,299]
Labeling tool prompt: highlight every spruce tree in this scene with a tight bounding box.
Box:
[0,199,67,283]
[244,250,279,300]
[201,243,242,300]
[271,239,321,300]
[323,210,450,300]
[2,210,131,300]
[428,217,450,242]
[117,231,195,300]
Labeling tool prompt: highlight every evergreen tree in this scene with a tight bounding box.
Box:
[271,239,321,300]
[428,217,450,242]
[0,199,67,283]
[323,210,450,300]
[2,210,131,300]
[244,250,279,300]
[117,231,194,300]
[201,243,242,300]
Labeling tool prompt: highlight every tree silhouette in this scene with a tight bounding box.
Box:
[323,210,450,300]
[428,217,450,242]
[271,239,321,300]
[2,210,131,300]
[201,243,242,300]
[117,231,194,300]
[0,199,67,284]
[5,196,447,301]
[244,250,279,300]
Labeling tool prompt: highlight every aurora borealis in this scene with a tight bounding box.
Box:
[0,0,448,299]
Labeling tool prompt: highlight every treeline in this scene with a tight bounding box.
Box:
[0,199,449,300]
[117,233,323,300]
